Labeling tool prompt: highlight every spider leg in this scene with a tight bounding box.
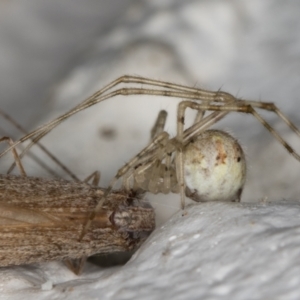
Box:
[177,101,300,161]
[0,137,26,176]
[151,110,168,139]
[1,75,289,164]
[148,139,168,194]
[148,110,169,193]
[83,170,100,186]
[0,74,296,185]
[162,143,173,194]
[183,111,228,142]
[0,77,239,159]
[194,109,205,124]
[239,100,300,139]
[0,108,79,180]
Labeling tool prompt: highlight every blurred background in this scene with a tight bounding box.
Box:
[0,0,300,223]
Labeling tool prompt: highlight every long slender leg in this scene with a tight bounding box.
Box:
[1,76,299,167]
[18,89,300,162]
[161,143,173,194]
[177,101,300,160]
[183,111,228,141]
[122,170,134,191]
[194,110,205,124]
[0,116,60,178]
[151,110,168,139]
[148,110,168,193]
[0,75,240,159]
[83,171,100,186]
[148,142,167,194]
[0,137,26,176]
[240,100,300,138]
[0,108,80,180]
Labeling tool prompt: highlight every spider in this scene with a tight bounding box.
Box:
[0,75,299,240]
[121,108,247,204]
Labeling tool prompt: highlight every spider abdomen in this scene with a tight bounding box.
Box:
[184,130,246,202]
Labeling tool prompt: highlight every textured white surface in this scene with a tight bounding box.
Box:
[0,0,300,299]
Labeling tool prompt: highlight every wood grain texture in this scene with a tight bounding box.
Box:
[0,175,155,267]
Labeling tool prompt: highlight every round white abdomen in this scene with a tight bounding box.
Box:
[184,130,246,202]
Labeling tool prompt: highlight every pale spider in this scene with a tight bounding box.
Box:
[1,76,300,240]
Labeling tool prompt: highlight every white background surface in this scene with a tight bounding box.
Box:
[0,0,300,299]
